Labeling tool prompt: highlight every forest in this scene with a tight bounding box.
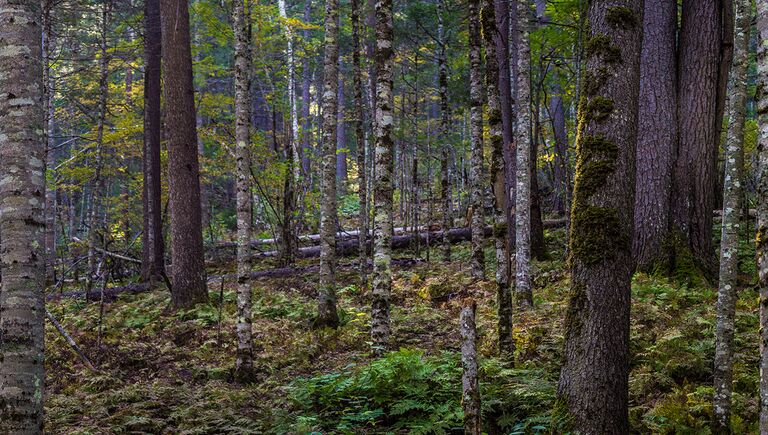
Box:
[1,0,768,433]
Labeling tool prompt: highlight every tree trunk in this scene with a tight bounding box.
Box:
[482,0,514,359]
[468,0,486,280]
[278,0,300,266]
[460,300,481,435]
[161,0,209,307]
[87,1,110,293]
[557,2,643,432]
[0,0,47,430]
[43,0,57,284]
[438,0,453,263]
[550,82,568,216]
[514,0,533,307]
[673,0,729,275]
[337,76,348,190]
[142,0,166,283]
[757,3,768,432]
[713,0,749,429]
[352,0,368,286]
[633,0,677,272]
[493,0,516,254]
[316,0,340,329]
[371,0,395,355]
[232,0,255,384]
[301,0,313,175]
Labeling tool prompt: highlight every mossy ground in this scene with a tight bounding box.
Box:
[46,224,762,433]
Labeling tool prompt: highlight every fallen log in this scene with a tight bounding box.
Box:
[47,258,425,301]
[252,219,567,259]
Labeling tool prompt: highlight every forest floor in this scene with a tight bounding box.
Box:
[45,226,763,434]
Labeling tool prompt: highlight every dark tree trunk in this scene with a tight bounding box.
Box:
[633,0,677,272]
[336,75,348,188]
[550,83,568,216]
[142,0,166,283]
[672,0,731,274]
[161,0,209,307]
[558,1,643,432]
[530,117,546,260]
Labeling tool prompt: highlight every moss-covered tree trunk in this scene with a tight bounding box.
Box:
[514,0,533,307]
[161,0,209,307]
[468,0,486,280]
[233,0,255,383]
[482,0,514,358]
[713,0,749,429]
[371,0,394,355]
[142,0,166,284]
[756,2,768,432]
[557,2,643,432]
[0,0,47,430]
[672,0,731,276]
[438,0,453,263]
[633,0,677,272]
[316,0,341,329]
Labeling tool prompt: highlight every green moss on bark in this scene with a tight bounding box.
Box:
[584,96,614,122]
[570,205,629,265]
[605,6,637,29]
[586,34,621,63]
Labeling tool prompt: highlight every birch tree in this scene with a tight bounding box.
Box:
[514,0,533,307]
[713,0,750,429]
[316,0,341,329]
[371,0,394,355]
[0,0,47,430]
[558,1,643,431]
[233,0,255,383]
[467,0,485,280]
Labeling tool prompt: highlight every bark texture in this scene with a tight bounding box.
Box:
[482,0,513,359]
[438,0,453,263]
[633,0,677,271]
[514,0,533,307]
[317,0,341,329]
[713,0,749,429]
[142,0,166,283]
[758,3,768,431]
[468,0,486,280]
[558,2,643,433]
[233,0,255,383]
[460,300,481,435]
[371,0,394,354]
[352,0,369,286]
[672,0,730,274]
[161,0,208,307]
[0,0,47,430]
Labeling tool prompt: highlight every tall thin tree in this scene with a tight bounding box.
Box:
[468,0,486,280]
[713,0,749,429]
[437,0,453,263]
[757,2,768,432]
[352,0,369,285]
[371,0,395,355]
[161,0,209,307]
[481,0,514,358]
[316,0,341,329]
[514,0,533,307]
[142,0,165,283]
[233,0,255,383]
[558,1,644,432]
[0,0,47,430]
